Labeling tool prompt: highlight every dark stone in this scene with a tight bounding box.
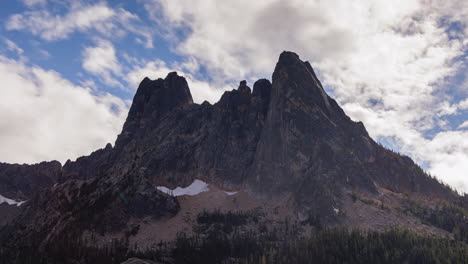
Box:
[0,51,457,260]
[0,160,61,200]
[120,258,159,264]
[61,143,113,181]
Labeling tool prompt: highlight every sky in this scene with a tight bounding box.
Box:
[0,0,467,192]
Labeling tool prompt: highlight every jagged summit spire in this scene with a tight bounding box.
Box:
[238,80,251,94]
[275,51,325,90]
[276,51,301,65]
[133,72,193,110]
[2,51,458,262]
[252,79,272,98]
[271,51,334,118]
[115,72,193,148]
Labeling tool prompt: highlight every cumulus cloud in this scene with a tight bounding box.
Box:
[459,99,468,110]
[459,121,468,129]
[79,37,226,101]
[82,39,123,88]
[6,2,153,48]
[80,41,226,102]
[145,0,468,191]
[418,131,468,191]
[0,55,128,164]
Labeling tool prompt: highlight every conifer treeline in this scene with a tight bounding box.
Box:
[2,210,468,263]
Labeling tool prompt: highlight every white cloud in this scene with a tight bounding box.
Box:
[81,41,226,100]
[21,0,47,7]
[4,39,24,55]
[82,39,123,88]
[459,99,468,110]
[38,49,50,59]
[459,121,468,129]
[418,131,468,191]
[6,4,114,40]
[145,0,468,191]
[6,2,153,48]
[79,79,98,91]
[0,55,128,164]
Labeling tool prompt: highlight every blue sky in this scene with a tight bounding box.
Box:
[0,0,186,100]
[0,0,467,191]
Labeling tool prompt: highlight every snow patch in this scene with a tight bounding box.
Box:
[333,207,340,215]
[156,179,209,196]
[224,191,238,196]
[0,194,26,206]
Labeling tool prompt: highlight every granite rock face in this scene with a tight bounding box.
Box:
[101,51,452,219]
[0,161,61,227]
[61,143,113,181]
[247,52,453,219]
[106,72,273,189]
[0,161,61,201]
[0,52,456,258]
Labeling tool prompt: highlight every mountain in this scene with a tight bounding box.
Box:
[0,161,61,226]
[0,161,61,201]
[0,51,465,263]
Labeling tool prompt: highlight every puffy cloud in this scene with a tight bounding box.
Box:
[6,2,153,48]
[459,121,468,129]
[80,39,227,102]
[418,131,468,191]
[0,55,128,164]
[6,3,114,40]
[82,39,122,88]
[145,0,468,191]
[81,42,227,102]
[459,99,468,110]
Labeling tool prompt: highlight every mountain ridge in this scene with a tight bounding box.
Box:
[0,51,461,263]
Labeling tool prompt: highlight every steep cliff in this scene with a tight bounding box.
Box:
[0,52,458,262]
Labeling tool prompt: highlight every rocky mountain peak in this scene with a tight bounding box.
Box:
[163,72,194,105]
[238,80,251,94]
[272,51,334,117]
[115,72,193,148]
[252,79,272,98]
[0,51,459,263]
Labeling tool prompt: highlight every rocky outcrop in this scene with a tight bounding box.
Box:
[60,143,113,181]
[115,72,193,149]
[0,161,61,227]
[246,52,454,219]
[105,73,273,189]
[0,203,21,226]
[0,161,61,201]
[102,51,454,221]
